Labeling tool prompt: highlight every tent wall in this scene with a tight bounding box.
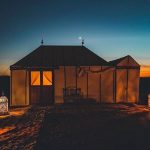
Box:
[128,69,140,103]
[54,66,87,103]
[88,66,101,103]
[77,66,88,98]
[11,70,29,106]
[11,65,140,105]
[26,71,29,105]
[54,66,65,104]
[116,69,127,103]
[66,66,76,88]
[101,66,114,103]
[54,66,116,104]
[116,68,140,103]
[54,66,103,103]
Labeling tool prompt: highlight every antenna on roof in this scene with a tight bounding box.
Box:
[41,38,44,45]
[78,36,84,46]
[82,39,84,46]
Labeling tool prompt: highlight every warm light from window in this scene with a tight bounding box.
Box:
[31,71,40,85]
[43,71,52,85]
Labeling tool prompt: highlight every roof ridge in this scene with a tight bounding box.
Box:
[40,45,83,47]
[109,55,140,66]
[10,46,108,69]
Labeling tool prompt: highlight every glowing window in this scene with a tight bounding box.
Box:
[31,71,40,85]
[43,71,52,85]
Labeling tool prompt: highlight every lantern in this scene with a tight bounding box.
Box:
[0,93,9,115]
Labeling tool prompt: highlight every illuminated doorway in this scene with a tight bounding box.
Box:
[30,71,54,104]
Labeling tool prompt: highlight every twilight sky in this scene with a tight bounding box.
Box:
[0,0,150,76]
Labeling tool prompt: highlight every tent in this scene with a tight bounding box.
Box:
[10,46,108,105]
[109,55,140,103]
[10,46,140,106]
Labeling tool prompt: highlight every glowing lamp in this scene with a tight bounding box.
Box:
[0,93,9,115]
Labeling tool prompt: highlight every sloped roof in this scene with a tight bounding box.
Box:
[10,45,108,69]
[109,56,127,66]
[109,55,140,68]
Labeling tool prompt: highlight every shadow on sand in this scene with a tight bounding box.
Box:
[35,104,150,150]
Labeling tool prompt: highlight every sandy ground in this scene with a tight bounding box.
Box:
[0,103,150,150]
[0,106,50,150]
[35,104,150,150]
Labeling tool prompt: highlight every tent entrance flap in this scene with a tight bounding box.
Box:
[30,71,54,104]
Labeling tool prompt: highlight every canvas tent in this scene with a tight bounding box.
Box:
[109,55,140,103]
[10,46,140,106]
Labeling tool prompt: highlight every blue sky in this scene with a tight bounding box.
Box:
[0,0,150,75]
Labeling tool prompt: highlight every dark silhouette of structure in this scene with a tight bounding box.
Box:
[139,77,150,104]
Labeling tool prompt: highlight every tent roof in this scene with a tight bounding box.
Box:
[109,55,140,68]
[10,45,108,69]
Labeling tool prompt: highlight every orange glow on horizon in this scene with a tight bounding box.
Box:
[140,66,150,77]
